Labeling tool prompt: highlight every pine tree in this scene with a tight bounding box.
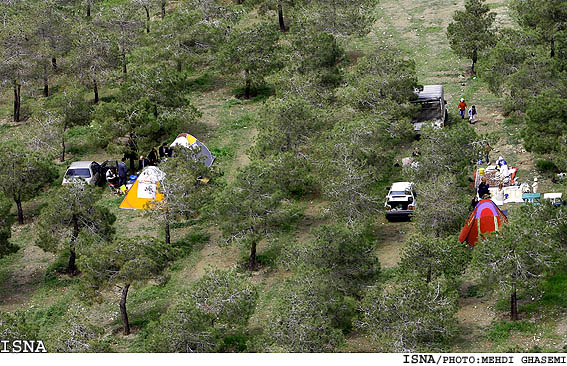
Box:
[37,183,115,275]
[446,0,496,74]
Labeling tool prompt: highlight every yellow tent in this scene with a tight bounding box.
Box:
[119,166,165,210]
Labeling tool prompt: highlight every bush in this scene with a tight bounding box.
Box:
[0,195,17,258]
[44,248,71,280]
[232,85,274,101]
[535,159,559,175]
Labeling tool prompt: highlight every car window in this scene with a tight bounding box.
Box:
[66,168,91,178]
[390,191,407,195]
[414,101,441,122]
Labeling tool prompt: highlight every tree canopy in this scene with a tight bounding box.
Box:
[446,0,496,74]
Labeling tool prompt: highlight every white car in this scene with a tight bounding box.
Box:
[62,161,102,186]
[385,182,416,221]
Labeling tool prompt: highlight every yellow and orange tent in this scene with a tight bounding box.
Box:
[119,166,165,210]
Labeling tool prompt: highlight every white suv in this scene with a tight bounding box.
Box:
[385,182,416,221]
[62,161,102,186]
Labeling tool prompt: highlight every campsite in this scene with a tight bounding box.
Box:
[1,0,567,355]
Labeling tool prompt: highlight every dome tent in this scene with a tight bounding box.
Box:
[169,133,215,167]
[119,166,165,210]
[458,199,508,246]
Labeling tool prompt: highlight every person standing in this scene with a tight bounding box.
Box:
[458,98,467,119]
[468,105,477,124]
[159,143,168,159]
[494,183,505,205]
[484,142,491,164]
[478,177,490,199]
[532,177,539,193]
[118,157,128,188]
[148,148,158,165]
[138,155,147,171]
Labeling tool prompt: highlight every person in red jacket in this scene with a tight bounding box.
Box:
[458,98,467,119]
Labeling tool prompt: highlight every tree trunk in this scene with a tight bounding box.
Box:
[471,48,477,75]
[67,214,79,275]
[144,6,150,33]
[551,38,555,58]
[161,0,166,19]
[164,209,171,245]
[15,196,23,225]
[13,81,20,122]
[426,264,432,283]
[52,57,57,70]
[122,51,127,75]
[278,2,286,32]
[510,284,518,321]
[86,2,91,17]
[128,134,136,172]
[248,240,257,270]
[244,69,251,99]
[93,78,99,104]
[129,155,135,173]
[60,121,67,162]
[120,283,131,335]
[43,63,49,97]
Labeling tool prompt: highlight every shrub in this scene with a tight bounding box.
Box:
[535,159,558,175]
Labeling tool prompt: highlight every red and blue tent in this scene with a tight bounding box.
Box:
[458,199,508,246]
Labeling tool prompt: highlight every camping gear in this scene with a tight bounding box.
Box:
[170,133,216,167]
[119,166,165,210]
[522,193,541,205]
[459,199,508,246]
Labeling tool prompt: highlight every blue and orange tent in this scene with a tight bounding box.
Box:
[458,199,508,246]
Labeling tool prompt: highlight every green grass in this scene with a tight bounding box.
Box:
[519,270,567,315]
[219,111,257,131]
[0,249,24,296]
[539,271,567,307]
[186,70,218,93]
[486,320,535,342]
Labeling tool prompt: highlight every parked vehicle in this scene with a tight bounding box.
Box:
[62,161,103,186]
[385,182,416,221]
[543,193,564,207]
[411,85,448,134]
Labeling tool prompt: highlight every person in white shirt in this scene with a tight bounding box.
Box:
[494,183,505,205]
[532,177,539,193]
[468,105,477,124]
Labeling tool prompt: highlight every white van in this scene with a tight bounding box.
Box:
[411,85,448,134]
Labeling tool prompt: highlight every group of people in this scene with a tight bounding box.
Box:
[474,178,505,209]
[138,143,173,171]
[102,158,128,191]
[457,98,477,124]
[106,142,174,193]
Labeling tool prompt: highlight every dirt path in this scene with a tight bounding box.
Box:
[375,218,412,269]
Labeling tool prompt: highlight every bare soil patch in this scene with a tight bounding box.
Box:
[375,217,413,269]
